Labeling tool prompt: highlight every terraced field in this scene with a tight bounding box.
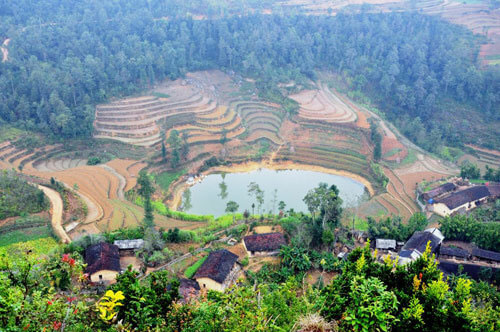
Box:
[458,145,500,172]
[0,142,201,236]
[290,83,357,124]
[232,100,285,145]
[94,80,217,146]
[172,105,245,144]
[276,145,374,184]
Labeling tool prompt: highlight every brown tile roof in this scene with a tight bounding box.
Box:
[487,184,500,197]
[194,249,238,284]
[84,242,121,275]
[244,232,286,252]
[179,278,200,301]
[436,186,490,210]
[422,183,457,201]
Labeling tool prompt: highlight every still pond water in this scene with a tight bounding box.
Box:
[180,169,367,217]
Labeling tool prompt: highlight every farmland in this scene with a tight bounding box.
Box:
[89,69,461,222]
[0,142,202,240]
[0,67,464,236]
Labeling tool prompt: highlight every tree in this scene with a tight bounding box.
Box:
[278,201,286,212]
[225,201,239,222]
[248,182,264,214]
[137,171,155,227]
[370,121,383,161]
[170,149,180,169]
[320,184,343,230]
[220,128,228,144]
[304,183,343,229]
[161,141,167,162]
[460,161,481,180]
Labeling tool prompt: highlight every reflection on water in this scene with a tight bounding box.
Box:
[180,188,192,211]
[180,168,368,217]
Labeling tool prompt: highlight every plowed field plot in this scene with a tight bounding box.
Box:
[19,159,202,234]
[106,159,146,192]
[94,78,213,146]
[290,83,357,123]
[382,137,408,162]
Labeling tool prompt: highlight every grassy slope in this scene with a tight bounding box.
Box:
[0,225,52,247]
[156,169,187,191]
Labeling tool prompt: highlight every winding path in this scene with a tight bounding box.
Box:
[100,164,126,200]
[1,38,9,62]
[37,185,71,243]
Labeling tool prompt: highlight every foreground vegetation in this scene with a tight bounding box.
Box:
[1,238,498,331]
[1,176,499,330]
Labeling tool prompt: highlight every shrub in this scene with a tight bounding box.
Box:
[241,256,249,267]
[87,156,101,165]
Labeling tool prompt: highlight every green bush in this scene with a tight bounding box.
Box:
[87,156,101,165]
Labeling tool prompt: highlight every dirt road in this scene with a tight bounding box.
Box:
[1,38,10,62]
[38,185,71,243]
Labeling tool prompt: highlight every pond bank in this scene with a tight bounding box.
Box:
[168,160,375,212]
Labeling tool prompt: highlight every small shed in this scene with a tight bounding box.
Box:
[471,248,500,263]
[113,239,145,256]
[439,260,500,282]
[376,239,396,250]
[85,242,121,283]
[243,232,286,257]
[439,246,469,260]
[194,249,240,292]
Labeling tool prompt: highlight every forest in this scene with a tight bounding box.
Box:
[0,0,499,150]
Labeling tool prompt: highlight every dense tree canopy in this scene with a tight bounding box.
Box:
[0,1,498,149]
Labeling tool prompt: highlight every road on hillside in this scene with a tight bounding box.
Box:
[38,185,71,243]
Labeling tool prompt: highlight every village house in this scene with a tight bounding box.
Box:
[431,185,491,217]
[113,239,145,256]
[84,242,121,283]
[243,232,286,257]
[375,239,397,251]
[422,182,457,202]
[194,249,240,292]
[398,228,444,265]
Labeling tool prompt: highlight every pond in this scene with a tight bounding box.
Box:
[179,168,368,217]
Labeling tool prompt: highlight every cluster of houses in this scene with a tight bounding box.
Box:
[376,228,500,281]
[421,179,500,217]
[83,232,286,299]
[83,223,499,300]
